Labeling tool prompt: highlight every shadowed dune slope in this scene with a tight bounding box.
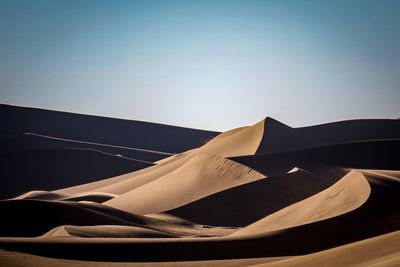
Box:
[297,119,400,144]
[0,104,219,154]
[231,139,400,176]
[0,133,167,162]
[194,117,323,157]
[253,230,400,267]
[0,149,152,199]
[105,154,265,215]
[43,225,178,238]
[59,192,118,203]
[167,168,344,226]
[232,171,370,236]
[0,200,150,237]
[256,117,323,154]
[0,171,399,261]
[0,231,398,266]
[0,200,234,238]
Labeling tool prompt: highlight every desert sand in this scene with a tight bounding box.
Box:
[0,104,399,266]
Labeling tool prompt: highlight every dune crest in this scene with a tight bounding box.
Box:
[105,154,265,214]
[232,170,370,236]
[195,119,265,157]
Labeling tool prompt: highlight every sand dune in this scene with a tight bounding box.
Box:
[0,104,219,154]
[14,191,67,201]
[42,225,178,238]
[105,154,265,214]
[54,150,196,196]
[358,169,400,181]
[194,119,265,157]
[0,106,399,266]
[1,231,398,266]
[167,167,344,226]
[256,117,323,154]
[232,170,370,236]
[0,199,235,238]
[15,190,117,203]
[0,133,169,162]
[0,149,151,199]
[252,230,400,267]
[54,117,319,199]
[297,119,400,144]
[231,139,400,176]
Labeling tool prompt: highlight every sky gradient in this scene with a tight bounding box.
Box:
[0,0,399,131]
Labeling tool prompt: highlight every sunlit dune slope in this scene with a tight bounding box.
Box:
[232,170,370,236]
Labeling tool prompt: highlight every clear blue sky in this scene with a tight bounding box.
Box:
[0,0,399,131]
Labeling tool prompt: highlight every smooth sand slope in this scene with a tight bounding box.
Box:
[105,154,265,214]
[167,167,344,226]
[54,118,268,200]
[194,119,265,157]
[233,170,370,236]
[54,151,195,196]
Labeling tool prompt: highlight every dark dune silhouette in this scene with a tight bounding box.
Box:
[232,139,400,176]
[0,104,219,154]
[0,149,152,199]
[256,117,323,154]
[297,119,400,143]
[0,133,168,162]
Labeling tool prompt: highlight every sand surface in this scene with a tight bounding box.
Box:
[0,105,399,266]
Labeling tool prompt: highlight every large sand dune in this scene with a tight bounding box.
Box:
[0,105,399,266]
[105,154,265,214]
[232,170,370,236]
[167,167,344,226]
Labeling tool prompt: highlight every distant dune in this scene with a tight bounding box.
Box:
[0,104,399,266]
[0,149,152,199]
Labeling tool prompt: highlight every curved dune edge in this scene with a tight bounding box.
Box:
[60,192,118,203]
[0,248,288,267]
[42,225,178,238]
[167,167,344,227]
[232,170,371,236]
[357,169,400,181]
[15,191,118,203]
[250,230,400,267]
[193,119,265,157]
[14,191,67,201]
[53,150,196,196]
[105,154,265,215]
[53,119,265,197]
